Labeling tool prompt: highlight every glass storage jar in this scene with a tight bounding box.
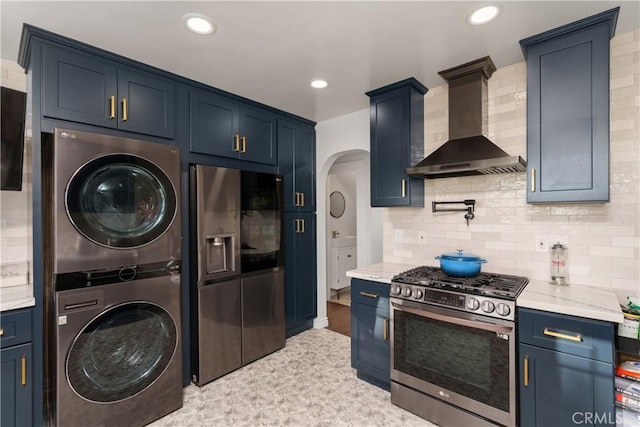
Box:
[550,242,569,286]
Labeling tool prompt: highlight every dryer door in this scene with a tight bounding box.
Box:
[66,302,178,403]
[66,154,177,249]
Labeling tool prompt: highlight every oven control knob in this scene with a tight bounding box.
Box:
[402,287,413,297]
[481,300,495,313]
[391,284,402,296]
[413,289,423,300]
[466,298,480,311]
[496,303,511,317]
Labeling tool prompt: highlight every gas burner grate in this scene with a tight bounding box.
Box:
[393,266,529,299]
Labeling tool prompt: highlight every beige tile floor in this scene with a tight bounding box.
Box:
[149,328,435,427]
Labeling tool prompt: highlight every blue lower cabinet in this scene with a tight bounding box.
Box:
[519,344,614,427]
[1,309,33,427]
[350,279,390,390]
[518,308,615,427]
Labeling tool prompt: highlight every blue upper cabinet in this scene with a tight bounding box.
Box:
[366,78,427,207]
[117,67,175,139]
[277,118,316,212]
[42,43,175,139]
[238,106,277,165]
[190,88,277,165]
[520,8,618,203]
[190,89,239,158]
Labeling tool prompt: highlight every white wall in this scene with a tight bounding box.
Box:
[0,59,32,291]
[384,29,640,302]
[314,109,383,328]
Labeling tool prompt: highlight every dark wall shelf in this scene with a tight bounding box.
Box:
[616,335,640,357]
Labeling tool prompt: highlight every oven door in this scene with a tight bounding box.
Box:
[391,298,516,427]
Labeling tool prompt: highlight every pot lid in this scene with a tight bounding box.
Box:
[439,250,484,261]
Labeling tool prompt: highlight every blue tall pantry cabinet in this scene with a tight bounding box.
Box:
[283,213,317,337]
[278,119,317,337]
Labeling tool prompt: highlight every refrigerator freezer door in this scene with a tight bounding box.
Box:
[195,279,242,385]
[241,270,285,365]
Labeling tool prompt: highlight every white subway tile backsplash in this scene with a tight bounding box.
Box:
[384,29,640,294]
[611,75,635,90]
[0,60,31,285]
[613,236,640,247]
[611,39,640,56]
[589,246,635,258]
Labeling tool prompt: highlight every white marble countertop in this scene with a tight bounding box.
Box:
[348,263,624,324]
[517,280,624,324]
[346,262,417,284]
[1,285,35,312]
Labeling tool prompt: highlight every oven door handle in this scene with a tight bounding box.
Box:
[391,302,514,334]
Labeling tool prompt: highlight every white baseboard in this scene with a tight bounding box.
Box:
[313,317,329,329]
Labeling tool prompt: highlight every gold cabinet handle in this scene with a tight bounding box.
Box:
[401,179,407,198]
[359,291,379,299]
[295,218,300,233]
[300,192,304,207]
[530,168,536,192]
[294,192,300,207]
[109,96,115,119]
[234,134,240,152]
[21,355,26,386]
[300,219,305,233]
[122,98,128,121]
[523,356,529,387]
[543,327,582,342]
[383,319,389,341]
[241,136,246,153]
[0,328,4,336]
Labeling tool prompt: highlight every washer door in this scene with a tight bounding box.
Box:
[66,302,177,403]
[66,154,177,248]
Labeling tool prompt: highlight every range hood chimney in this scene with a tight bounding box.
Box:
[405,56,526,178]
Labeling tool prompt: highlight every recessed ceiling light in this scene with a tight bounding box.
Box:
[310,80,329,89]
[467,4,502,25]
[184,14,215,35]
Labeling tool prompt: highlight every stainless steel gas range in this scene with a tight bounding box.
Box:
[389,266,529,427]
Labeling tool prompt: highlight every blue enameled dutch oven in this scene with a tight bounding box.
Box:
[435,250,487,277]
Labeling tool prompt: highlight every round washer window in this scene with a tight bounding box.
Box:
[66,154,177,248]
[66,302,177,403]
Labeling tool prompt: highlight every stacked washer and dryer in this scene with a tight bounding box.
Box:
[50,128,182,426]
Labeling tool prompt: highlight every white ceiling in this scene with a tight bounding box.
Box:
[2,1,639,123]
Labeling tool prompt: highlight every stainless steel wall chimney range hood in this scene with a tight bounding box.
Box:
[405,56,526,178]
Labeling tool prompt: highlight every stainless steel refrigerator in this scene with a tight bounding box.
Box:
[190,165,285,386]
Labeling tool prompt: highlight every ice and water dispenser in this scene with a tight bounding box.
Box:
[206,233,235,274]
